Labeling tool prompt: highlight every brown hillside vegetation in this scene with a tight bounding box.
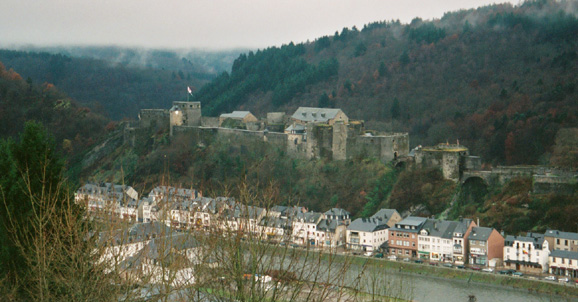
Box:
[192,0,578,166]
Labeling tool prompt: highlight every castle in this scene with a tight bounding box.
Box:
[125,101,409,163]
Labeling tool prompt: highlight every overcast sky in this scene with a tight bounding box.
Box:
[1,0,517,50]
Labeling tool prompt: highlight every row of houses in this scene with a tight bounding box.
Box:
[77,183,578,278]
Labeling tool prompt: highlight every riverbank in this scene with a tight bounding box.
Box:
[355,256,578,298]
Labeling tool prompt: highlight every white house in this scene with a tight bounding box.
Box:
[292,212,324,246]
[346,209,401,253]
[504,233,550,273]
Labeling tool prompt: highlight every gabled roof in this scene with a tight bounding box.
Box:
[317,219,340,232]
[295,212,323,223]
[324,208,350,217]
[371,209,398,221]
[390,216,427,233]
[285,124,306,132]
[504,233,545,248]
[545,230,578,241]
[347,217,389,233]
[550,249,578,260]
[469,227,495,241]
[98,221,174,246]
[453,218,474,235]
[420,219,459,239]
[220,111,253,119]
[291,107,345,123]
[259,217,291,229]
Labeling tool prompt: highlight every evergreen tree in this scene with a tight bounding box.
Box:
[0,121,67,287]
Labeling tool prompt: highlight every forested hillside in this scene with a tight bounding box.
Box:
[0,48,225,119]
[0,61,110,169]
[192,0,578,166]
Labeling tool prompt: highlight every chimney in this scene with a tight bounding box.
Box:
[477,217,480,227]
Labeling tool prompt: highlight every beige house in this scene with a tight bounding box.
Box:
[549,250,578,278]
[544,230,578,252]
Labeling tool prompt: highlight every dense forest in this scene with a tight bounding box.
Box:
[0,60,113,185]
[0,47,241,119]
[190,0,578,166]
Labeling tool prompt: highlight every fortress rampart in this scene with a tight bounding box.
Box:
[126,101,410,164]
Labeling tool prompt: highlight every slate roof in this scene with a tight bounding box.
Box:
[285,124,306,133]
[317,219,340,232]
[545,230,578,241]
[453,218,473,235]
[371,209,398,221]
[390,216,427,233]
[420,219,458,239]
[504,233,546,249]
[291,107,345,123]
[99,221,174,246]
[295,212,323,223]
[259,217,291,229]
[324,208,350,217]
[347,217,389,233]
[550,249,578,260]
[469,227,495,241]
[220,111,253,119]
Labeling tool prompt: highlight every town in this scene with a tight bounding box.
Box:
[76,180,578,287]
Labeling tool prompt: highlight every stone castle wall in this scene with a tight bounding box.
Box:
[201,117,219,128]
[133,101,411,165]
[173,126,288,151]
[139,109,169,129]
[347,133,409,163]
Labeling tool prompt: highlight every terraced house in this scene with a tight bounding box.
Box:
[503,233,549,273]
[417,218,476,263]
[468,227,504,267]
[346,209,401,253]
[388,216,427,258]
[544,229,578,252]
[549,250,578,278]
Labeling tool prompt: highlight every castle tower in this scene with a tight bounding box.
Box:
[169,101,201,136]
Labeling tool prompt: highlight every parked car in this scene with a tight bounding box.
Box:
[442,263,453,268]
[512,272,524,277]
[558,277,569,283]
[456,265,466,269]
[470,266,481,271]
[374,253,384,258]
[414,259,424,264]
[388,255,397,261]
[364,251,373,257]
[481,268,494,273]
[429,262,437,266]
[544,276,556,281]
[498,269,515,275]
[402,257,410,262]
